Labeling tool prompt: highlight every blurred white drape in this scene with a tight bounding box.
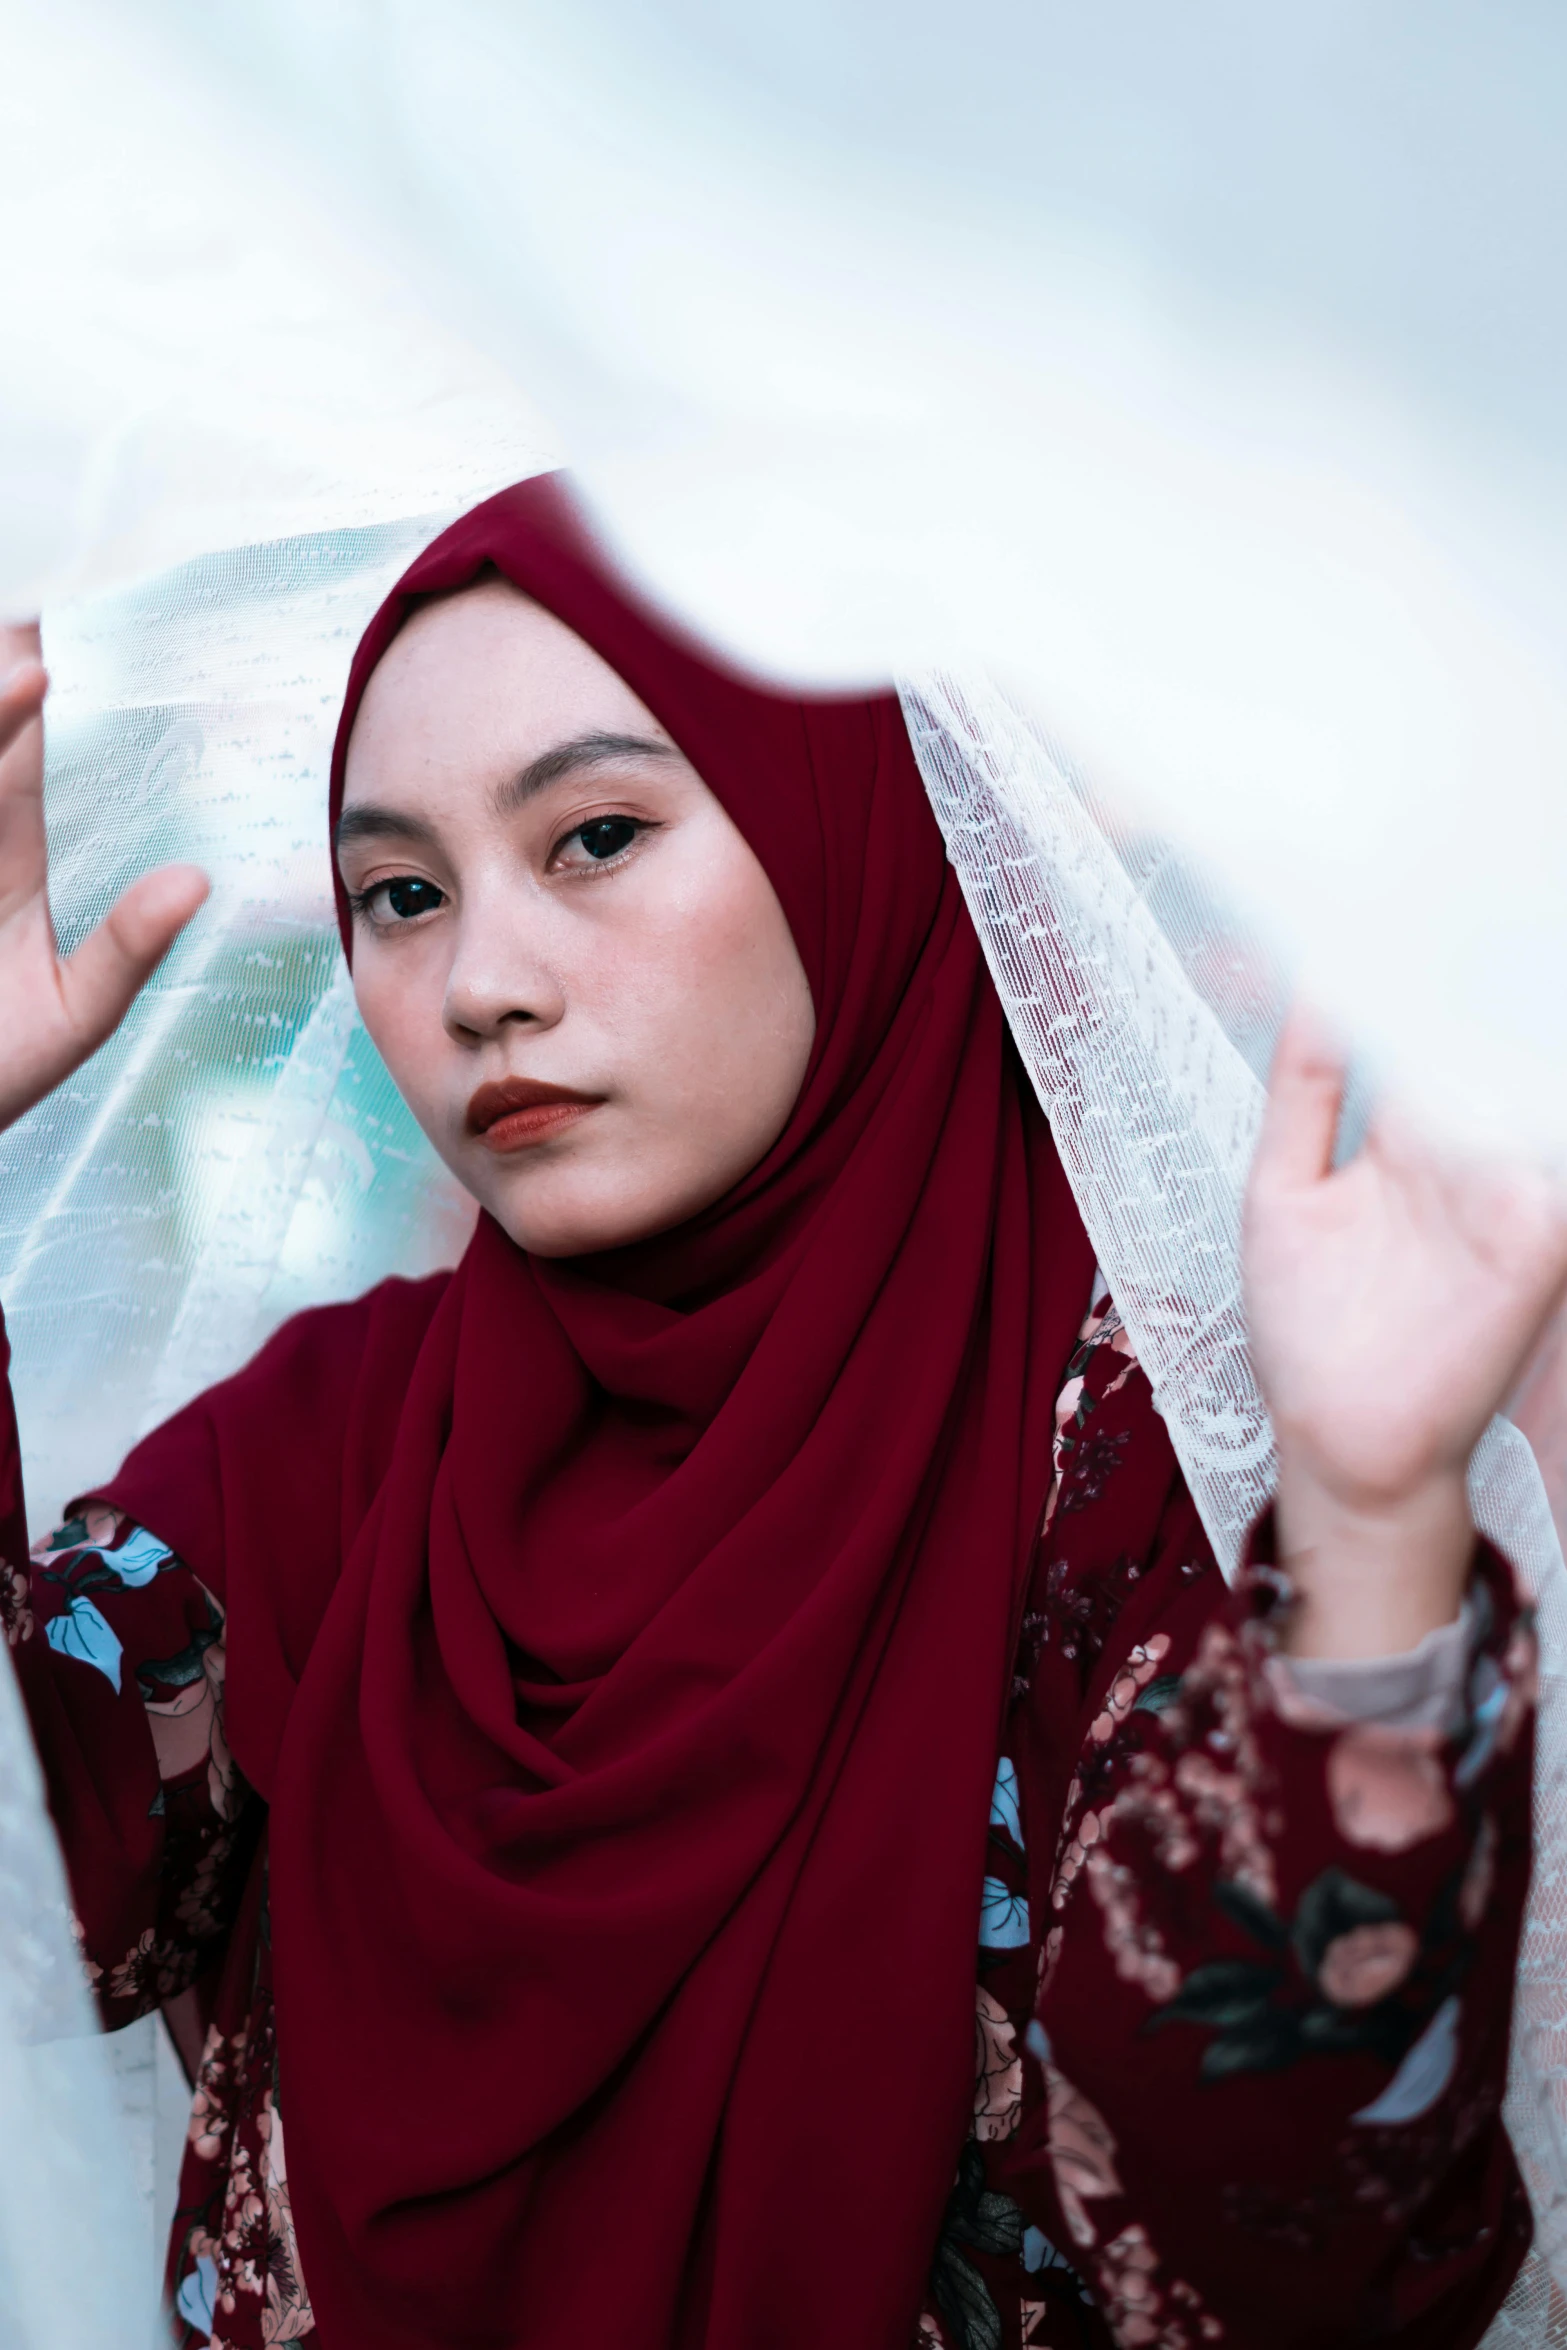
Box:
[7,0,1567,1159]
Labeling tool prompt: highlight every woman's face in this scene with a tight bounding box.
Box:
[339,580,816,1257]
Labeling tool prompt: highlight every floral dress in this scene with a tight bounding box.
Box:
[1,1292,1537,2350]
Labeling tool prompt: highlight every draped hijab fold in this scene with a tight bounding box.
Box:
[106,477,1094,2348]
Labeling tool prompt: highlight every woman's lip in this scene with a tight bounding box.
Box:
[466,1076,602,1138]
[477,1100,600,1154]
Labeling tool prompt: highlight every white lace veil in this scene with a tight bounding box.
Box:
[4,2,1567,2343]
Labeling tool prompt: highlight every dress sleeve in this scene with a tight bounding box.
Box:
[1280,1600,1478,1731]
[1,1326,258,2028]
[1011,1489,1535,2347]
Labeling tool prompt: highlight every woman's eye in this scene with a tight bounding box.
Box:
[371,876,445,922]
[568,816,640,863]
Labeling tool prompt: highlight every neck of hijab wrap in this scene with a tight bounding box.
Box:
[104,477,1094,2349]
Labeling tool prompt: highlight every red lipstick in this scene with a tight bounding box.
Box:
[466,1077,603,1154]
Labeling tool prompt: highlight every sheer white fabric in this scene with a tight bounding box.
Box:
[0,1615,160,2346]
[5,526,479,1531]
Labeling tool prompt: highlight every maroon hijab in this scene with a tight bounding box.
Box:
[108,477,1093,2347]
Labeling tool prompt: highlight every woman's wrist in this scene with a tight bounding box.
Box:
[1272,1452,1473,1662]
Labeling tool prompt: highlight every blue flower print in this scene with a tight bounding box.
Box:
[47,1522,171,1588]
[45,1599,124,1692]
[980,1876,1031,1950]
[988,1755,1024,1851]
[176,2251,218,2340]
[1351,1995,1461,2125]
[38,1517,176,1693]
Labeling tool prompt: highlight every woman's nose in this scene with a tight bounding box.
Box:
[441,887,566,1042]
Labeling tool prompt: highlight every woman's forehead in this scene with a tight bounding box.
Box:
[344,578,673,794]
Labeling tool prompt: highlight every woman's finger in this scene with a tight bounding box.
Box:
[0,622,42,666]
[0,659,47,764]
[1252,1004,1348,1192]
[0,656,48,822]
[56,864,210,1062]
[0,623,47,765]
[0,655,51,925]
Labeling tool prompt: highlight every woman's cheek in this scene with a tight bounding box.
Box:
[353,962,448,1130]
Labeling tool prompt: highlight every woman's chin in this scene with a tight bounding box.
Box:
[481,1171,681,1260]
[450,1108,776,1259]
[483,1157,751,1261]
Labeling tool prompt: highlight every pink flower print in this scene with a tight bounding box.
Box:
[973,1987,1023,2142]
[188,2025,240,2164]
[219,2125,266,2274]
[1460,1813,1498,1932]
[1085,1849,1182,2003]
[1327,1725,1454,1853]
[1101,1313,1139,1398]
[1170,1750,1277,1908]
[1109,1760,1200,1875]
[259,2094,315,2342]
[1043,2064,1122,2249]
[1317,1920,1418,2008]
[1043,1374,1088,1529]
[1087,1635,1172,1747]
[107,1925,190,2005]
[1051,1807,1103,1909]
[188,2075,230,2164]
[1093,2221,1223,2349]
[1096,2223,1162,2346]
[1055,1374,1087,1438]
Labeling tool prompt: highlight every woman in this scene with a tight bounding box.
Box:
[0,477,1563,2350]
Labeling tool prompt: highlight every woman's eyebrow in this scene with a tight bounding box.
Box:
[493,730,676,816]
[333,805,440,854]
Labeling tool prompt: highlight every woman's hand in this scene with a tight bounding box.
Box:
[1244,1010,1567,1659]
[0,623,208,1135]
